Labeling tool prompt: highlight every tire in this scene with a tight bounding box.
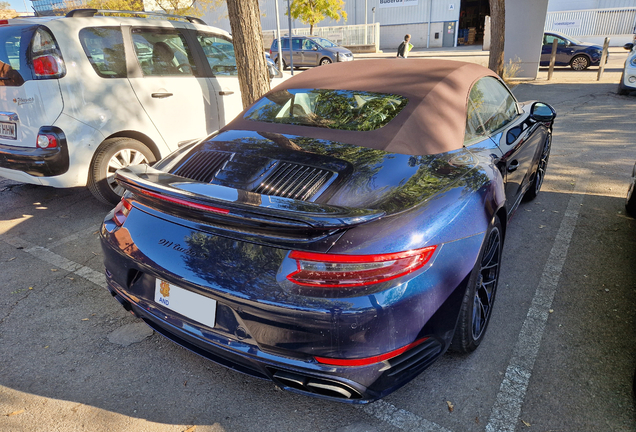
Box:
[524,134,551,201]
[319,57,332,66]
[88,138,155,205]
[450,216,503,353]
[626,164,636,218]
[570,54,590,71]
[618,73,630,95]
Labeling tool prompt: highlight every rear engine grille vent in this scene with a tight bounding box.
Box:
[173,150,233,183]
[254,162,334,201]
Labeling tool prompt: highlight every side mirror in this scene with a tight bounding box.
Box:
[312,47,318,51]
[530,102,556,122]
[267,62,283,79]
[624,43,634,51]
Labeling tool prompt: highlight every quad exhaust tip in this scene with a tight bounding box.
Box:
[272,370,362,399]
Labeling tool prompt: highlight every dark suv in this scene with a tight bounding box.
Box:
[270,36,353,68]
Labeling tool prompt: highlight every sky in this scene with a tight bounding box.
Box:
[6,0,30,13]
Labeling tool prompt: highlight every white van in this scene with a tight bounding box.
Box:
[0,9,282,204]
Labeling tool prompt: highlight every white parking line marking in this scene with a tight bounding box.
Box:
[362,400,454,432]
[486,176,589,432]
[1,235,106,287]
[47,224,101,249]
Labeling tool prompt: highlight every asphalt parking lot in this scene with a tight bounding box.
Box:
[1,47,635,432]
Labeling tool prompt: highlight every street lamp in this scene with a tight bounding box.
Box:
[371,7,376,45]
[364,0,368,45]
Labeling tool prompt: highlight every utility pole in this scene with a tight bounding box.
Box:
[287,0,294,74]
[274,0,283,71]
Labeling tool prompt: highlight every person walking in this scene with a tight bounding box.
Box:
[397,34,413,58]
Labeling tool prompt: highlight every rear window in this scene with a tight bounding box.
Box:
[272,38,290,50]
[244,89,408,132]
[0,25,28,86]
[79,27,126,78]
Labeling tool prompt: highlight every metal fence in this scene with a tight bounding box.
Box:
[263,23,380,51]
[545,7,636,37]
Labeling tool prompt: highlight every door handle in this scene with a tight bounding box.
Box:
[151,92,173,98]
[219,90,234,95]
[508,161,519,172]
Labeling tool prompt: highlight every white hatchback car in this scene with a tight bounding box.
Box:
[0,9,283,204]
[618,40,636,95]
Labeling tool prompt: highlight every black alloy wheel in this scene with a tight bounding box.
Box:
[525,135,551,201]
[625,163,636,217]
[450,216,503,353]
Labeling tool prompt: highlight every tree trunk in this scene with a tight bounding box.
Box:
[226,0,271,109]
[488,0,505,77]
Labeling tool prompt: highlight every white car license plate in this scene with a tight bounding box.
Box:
[0,122,16,139]
[155,279,216,328]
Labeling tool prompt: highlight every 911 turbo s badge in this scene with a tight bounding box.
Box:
[158,238,209,258]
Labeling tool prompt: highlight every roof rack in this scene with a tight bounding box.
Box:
[65,9,206,25]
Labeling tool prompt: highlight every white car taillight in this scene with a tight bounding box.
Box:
[36,133,59,149]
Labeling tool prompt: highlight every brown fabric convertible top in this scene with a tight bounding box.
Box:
[223,59,499,156]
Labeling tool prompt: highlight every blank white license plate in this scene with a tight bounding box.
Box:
[155,279,216,328]
[0,122,16,139]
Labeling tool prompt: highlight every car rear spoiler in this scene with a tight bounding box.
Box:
[115,165,385,230]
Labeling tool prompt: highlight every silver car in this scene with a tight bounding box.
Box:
[270,36,353,68]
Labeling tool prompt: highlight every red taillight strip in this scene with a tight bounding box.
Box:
[287,245,437,288]
[314,337,429,367]
[138,189,230,214]
[289,247,435,263]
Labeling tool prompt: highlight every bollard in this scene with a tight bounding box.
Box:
[597,37,610,81]
[547,39,558,80]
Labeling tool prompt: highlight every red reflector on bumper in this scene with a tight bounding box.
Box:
[314,337,429,367]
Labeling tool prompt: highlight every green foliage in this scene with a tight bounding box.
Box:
[0,0,18,18]
[84,0,224,18]
[289,0,347,34]
[84,0,144,14]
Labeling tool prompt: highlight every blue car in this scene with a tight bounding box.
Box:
[541,31,605,70]
[100,59,556,402]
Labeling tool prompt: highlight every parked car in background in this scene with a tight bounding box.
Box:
[618,41,636,95]
[541,31,605,71]
[100,59,556,402]
[0,9,283,205]
[270,35,353,69]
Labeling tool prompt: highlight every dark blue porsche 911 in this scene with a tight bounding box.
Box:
[100,59,556,402]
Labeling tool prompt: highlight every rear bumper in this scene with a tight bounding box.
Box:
[98,194,486,401]
[104,272,453,403]
[0,130,69,177]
